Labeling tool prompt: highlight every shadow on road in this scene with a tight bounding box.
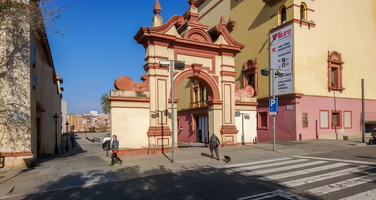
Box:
[20,163,321,200]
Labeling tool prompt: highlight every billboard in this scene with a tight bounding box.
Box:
[270,24,294,95]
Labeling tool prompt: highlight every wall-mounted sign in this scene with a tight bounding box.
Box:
[270,24,294,95]
[12,113,24,120]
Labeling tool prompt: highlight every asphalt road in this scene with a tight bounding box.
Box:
[2,134,376,200]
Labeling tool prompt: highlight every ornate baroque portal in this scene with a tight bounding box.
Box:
[109,1,255,156]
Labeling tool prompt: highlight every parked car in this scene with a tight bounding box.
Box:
[102,136,111,150]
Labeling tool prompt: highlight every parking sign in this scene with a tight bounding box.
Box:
[269,98,278,113]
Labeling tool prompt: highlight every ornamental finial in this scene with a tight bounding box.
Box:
[188,0,197,8]
[153,0,162,15]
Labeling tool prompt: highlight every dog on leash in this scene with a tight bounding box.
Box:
[224,155,231,163]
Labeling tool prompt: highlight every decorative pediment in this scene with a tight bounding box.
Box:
[215,23,245,50]
[184,28,212,43]
[328,51,343,64]
[134,15,184,42]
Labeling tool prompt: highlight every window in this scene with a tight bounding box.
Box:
[191,80,208,108]
[300,3,307,21]
[343,111,352,129]
[331,110,342,129]
[32,42,36,68]
[258,111,268,129]
[302,112,308,128]
[320,110,329,129]
[279,6,287,25]
[327,51,344,92]
[241,59,258,96]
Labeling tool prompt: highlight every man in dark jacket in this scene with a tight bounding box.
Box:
[209,133,220,160]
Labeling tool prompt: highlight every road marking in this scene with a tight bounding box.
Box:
[241,160,328,176]
[226,159,308,173]
[307,173,376,195]
[294,155,376,165]
[219,157,293,168]
[339,188,376,200]
[258,162,349,181]
[237,190,308,200]
[282,165,374,187]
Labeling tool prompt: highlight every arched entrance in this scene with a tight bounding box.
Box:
[109,1,256,157]
[174,68,219,145]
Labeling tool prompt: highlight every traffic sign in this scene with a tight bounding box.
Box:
[269,98,278,112]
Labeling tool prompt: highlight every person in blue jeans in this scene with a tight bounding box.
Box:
[110,135,123,166]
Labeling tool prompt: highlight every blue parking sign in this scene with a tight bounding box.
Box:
[269,98,278,112]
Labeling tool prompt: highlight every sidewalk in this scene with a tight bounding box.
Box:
[0,137,370,199]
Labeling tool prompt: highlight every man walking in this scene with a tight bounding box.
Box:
[110,135,122,166]
[209,133,220,160]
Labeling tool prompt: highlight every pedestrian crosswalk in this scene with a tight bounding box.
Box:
[218,156,376,200]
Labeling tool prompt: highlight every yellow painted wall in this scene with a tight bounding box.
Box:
[293,0,376,99]
[198,0,376,99]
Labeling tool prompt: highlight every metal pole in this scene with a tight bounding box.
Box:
[362,79,365,143]
[55,122,58,154]
[54,113,58,155]
[170,60,175,163]
[272,69,276,151]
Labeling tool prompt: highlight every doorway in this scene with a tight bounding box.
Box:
[196,115,209,143]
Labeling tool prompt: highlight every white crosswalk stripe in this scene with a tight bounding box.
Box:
[307,173,376,195]
[230,156,376,200]
[282,165,375,187]
[226,159,308,173]
[258,162,349,181]
[241,160,327,176]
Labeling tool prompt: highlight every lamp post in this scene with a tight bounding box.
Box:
[159,59,185,163]
[261,68,284,151]
[65,122,69,134]
[70,125,75,133]
[71,125,75,148]
[53,113,59,155]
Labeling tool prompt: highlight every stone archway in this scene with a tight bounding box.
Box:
[109,1,255,157]
[173,65,220,101]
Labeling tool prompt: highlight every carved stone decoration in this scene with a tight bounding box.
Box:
[189,33,207,42]
[114,75,149,92]
[191,63,202,76]
[241,58,258,96]
[235,85,255,98]
[184,28,212,43]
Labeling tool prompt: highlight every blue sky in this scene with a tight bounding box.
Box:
[48,0,189,114]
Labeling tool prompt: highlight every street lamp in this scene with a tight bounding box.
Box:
[53,113,59,155]
[159,59,185,163]
[65,122,69,134]
[70,125,75,133]
[70,125,75,148]
[261,68,284,151]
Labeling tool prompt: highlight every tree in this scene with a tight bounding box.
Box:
[101,92,110,114]
[81,114,95,133]
[0,0,66,118]
[0,0,66,151]
[0,0,66,70]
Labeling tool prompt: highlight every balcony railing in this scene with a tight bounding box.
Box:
[190,101,208,109]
